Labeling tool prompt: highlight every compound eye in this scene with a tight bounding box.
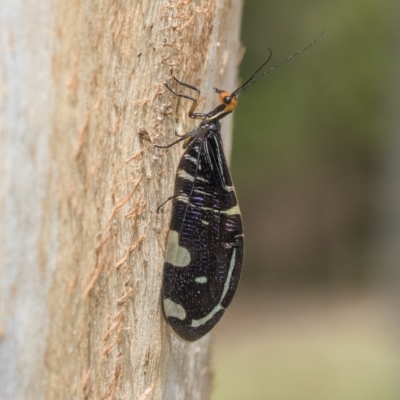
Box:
[224,96,232,105]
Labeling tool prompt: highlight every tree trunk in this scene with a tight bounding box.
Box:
[0,0,242,399]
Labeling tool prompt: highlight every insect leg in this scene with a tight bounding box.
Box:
[165,77,207,120]
[164,83,197,103]
[171,77,201,94]
[157,192,185,212]
[155,133,191,149]
[174,130,186,138]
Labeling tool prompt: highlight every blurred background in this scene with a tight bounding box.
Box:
[212,0,400,399]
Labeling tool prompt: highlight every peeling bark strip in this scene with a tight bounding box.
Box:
[0,1,242,399]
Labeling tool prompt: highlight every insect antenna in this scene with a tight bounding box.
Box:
[232,31,324,97]
[232,48,273,93]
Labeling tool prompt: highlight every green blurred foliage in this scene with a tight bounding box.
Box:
[213,334,399,400]
[231,0,398,287]
[212,4,400,399]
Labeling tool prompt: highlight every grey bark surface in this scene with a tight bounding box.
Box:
[0,0,242,399]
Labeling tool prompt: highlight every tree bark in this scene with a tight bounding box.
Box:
[0,0,242,399]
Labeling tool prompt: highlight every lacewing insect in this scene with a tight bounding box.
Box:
[157,33,323,341]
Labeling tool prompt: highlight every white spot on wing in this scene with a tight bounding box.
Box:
[176,195,189,203]
[166,230,191,267]
[191,305,223,328]
[221,248,236,300]
[195,276,208,284]
[177,170,194,182]
[163,298,186,320]
[193,189,209,196]
[191,248,237,328]
[223,205,240,215]
[184,155,198,164]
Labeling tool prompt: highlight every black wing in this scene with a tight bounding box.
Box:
[162,123,244,341]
